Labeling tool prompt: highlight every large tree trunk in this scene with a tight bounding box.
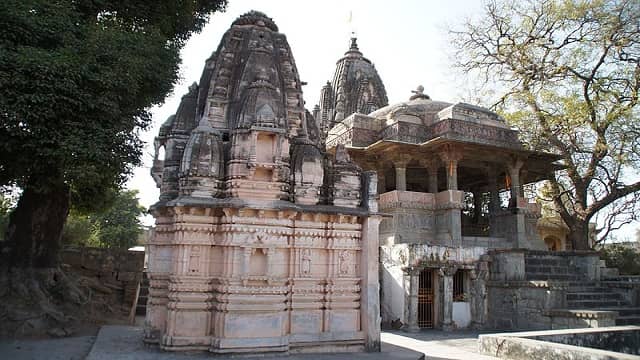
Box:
[5,182,70,268]
[567,220,591,251]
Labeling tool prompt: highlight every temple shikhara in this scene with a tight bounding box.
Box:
[147,10,635,355]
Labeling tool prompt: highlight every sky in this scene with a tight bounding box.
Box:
[125,0,639,241]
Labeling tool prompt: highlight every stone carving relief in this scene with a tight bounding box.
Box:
[301,248,312,276]
[188,246,201,274]
[338,250,352,276]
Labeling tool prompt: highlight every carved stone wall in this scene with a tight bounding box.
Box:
[146,207,374,353]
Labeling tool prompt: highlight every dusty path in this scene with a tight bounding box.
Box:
[0,327,501,360]
[0,335,95,360]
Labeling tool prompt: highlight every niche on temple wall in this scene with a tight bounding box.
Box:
[188,246,202,275]
[256,133,275,163]
[208,246,223,277]
[253,168,273,181]
[249,248,268,276]
[452,269,471,329]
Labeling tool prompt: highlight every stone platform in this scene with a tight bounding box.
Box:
[86,326,424,360]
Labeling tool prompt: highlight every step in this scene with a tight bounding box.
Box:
[527,274,582,281]
[566,292,625,301]
[567,300,630,308]
[526,266,573,274]
[525,257,572,266]
[598,307,640,316]
[616,316,640,325]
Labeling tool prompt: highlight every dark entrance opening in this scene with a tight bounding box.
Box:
[418,268,434,328]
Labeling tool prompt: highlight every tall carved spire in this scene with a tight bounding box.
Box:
[316,36,388,141]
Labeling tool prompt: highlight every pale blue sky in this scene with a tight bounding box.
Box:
[126,0,638,241]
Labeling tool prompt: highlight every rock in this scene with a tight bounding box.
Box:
[47,327,68,338]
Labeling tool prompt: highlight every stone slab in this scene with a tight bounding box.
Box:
[86,326,424,360]
[478,326,640,359]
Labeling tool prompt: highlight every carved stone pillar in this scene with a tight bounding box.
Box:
[507,157,527,247]
[376,167,387,194]
[486,165,500,212]
[507,157,524,208]
[361,215,382,351]
[421,159,439,193]
[405,270,420,332]
[469,261,489,329]
[439,148,462,191]
[440,266,457,331]
[394,156,411,191]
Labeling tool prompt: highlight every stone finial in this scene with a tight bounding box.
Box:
[409,85,431,101]
[349,37,359,51]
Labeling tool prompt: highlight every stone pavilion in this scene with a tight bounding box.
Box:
[320,39,563,331]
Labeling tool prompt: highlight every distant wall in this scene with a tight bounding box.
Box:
[61,247,144,310]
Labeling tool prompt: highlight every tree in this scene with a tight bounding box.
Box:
[61,211,97,247]
[601,244,640,275]
[62,189,146,249]
[0,0,226,269]
[451,0,640,250]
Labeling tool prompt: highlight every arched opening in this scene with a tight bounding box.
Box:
[544,235,562,251]
[157,145,166,161]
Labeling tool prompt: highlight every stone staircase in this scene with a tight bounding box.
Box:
[135,271,149,316]
[524,252,640,327]
[564,284,640,326]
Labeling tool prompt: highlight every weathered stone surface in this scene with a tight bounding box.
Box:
[479,326,640,359]
[146,11,380,354]
[314,38,388,141]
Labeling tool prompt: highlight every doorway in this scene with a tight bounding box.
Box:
[418,269,434,328]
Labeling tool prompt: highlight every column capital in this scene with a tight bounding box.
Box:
[438,145,463,163]
[506,156,525,174]
[438,265,458,277]
[392,155,412,168]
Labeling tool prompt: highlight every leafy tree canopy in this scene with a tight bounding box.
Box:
[451,0,640,249]
[0,0,226,268]
[63,189,146,249]
[600,244,640,275]
[0,0,226,209]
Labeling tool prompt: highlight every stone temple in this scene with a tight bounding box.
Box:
[148,11,380,353]
[148,10,639,355]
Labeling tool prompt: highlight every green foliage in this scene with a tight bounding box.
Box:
[0,193,12,240]
[451,0,640,249]
[0,0,226,209]
[61,211,98,247]
[61,189,146,249]
[601,244,640,275]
